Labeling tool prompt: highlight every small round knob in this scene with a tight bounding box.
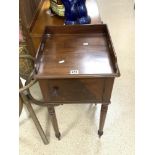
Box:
[52,86,59,96]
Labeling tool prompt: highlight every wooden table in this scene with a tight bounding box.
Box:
[34,24,120,139]
[28,0,120,141]
[30,0,102,53]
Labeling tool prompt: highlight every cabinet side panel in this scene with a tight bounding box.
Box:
[102,78,114,103]
[38,79,49,102]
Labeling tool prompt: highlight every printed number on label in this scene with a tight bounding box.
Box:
[70,70,79,74]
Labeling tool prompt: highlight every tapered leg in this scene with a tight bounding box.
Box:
[98,104,108,137]
[20,94,49,145]
[48,105,61,140]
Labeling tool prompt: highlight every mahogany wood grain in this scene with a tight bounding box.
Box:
[34,24,120,79]
[34,24,120,105]
[38,78,115,105]
[39,78,105,103]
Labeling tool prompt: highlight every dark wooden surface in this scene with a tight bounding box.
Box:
[39,78,105,103]
[35,24,120,79]
[38,77,115,105]
[30,0,102,52]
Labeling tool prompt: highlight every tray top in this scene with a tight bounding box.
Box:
[35,25,120,79]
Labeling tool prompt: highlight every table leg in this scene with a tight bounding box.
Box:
[48,105,61,140]
[98,104,108,137]
[20,94,49,144]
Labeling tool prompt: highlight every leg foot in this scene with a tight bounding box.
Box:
[48,105,61,140]
[98,130,103,137]
[98,104,108,137]
[55,132,61,140]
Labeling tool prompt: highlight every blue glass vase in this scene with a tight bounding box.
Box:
[61,0,78,25]
[76,0,91,24]
[61,0,91,25]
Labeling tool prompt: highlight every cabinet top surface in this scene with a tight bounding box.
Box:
[35,25,120,79]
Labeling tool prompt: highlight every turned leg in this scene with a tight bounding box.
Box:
[20,94,49,145]
[98,104,108,137]
[48,105,61,140]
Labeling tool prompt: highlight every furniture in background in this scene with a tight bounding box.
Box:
[20,0,101,55]
[29,0,101,53]
[19,8,49,144]
[19,0,44,56]
[19,75,49,145]
[19,44,49,144]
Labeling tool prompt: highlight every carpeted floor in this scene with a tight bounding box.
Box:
[19,0,135,154]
